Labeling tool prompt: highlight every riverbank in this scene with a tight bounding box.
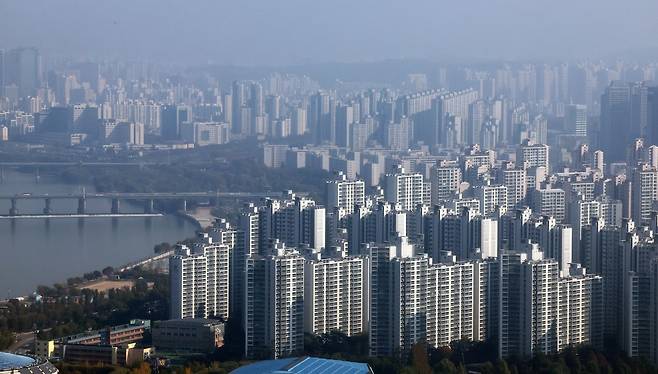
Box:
[0,169,198,299]
[179,206,216,230]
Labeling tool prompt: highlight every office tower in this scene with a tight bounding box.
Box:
[430,166,461,205]
[599,81,649,162]
[474,184,508,216]
[565,104,588,137]
[245,244,305,359]
[304,254,367,336]
[368,238,428,357]
[169,237,230,320]
[4,47,40,98]
[631,164,658,225]
[326,172,365,215]
[497,163,527,210]
[532,188,566,222]
[161,105,189,140]
[384,167,425,211]
[517,139,550,171]
[231,81,245,134]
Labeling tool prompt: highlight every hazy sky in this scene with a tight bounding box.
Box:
[2,0,658,66]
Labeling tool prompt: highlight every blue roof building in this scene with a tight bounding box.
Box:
[230,356,372,374]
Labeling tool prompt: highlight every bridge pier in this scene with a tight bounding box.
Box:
[144,199,155,214]
[43,198,53,215]
[9,198,18,216]
[111,198,120,214]
[77,197,86,214]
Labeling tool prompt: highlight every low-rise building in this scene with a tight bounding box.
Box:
[152,319,224,354]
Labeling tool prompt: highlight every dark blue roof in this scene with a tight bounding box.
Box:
[231,356,370,374]
[0,352,36,370]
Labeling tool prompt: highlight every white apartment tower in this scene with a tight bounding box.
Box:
[304,254,368,337]
[326,172,366,215]
[384,167,425,211]
[474,184,509,216]
[245,244,305,359]
[169,237,231,320]
[518,140,550,171]
[430,166,462,205]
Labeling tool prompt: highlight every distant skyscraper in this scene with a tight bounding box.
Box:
[599,81,648,161]
[161,105,189,140]
[565,104,588,137]
[231,81,246,134]
[4,47,40,98]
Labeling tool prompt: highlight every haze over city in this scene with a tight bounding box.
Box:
[3,0,658,65]
[4,1,658,374]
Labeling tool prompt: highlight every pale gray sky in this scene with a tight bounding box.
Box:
[1,0,658,65]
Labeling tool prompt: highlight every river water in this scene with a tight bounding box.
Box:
[0,170,198,298]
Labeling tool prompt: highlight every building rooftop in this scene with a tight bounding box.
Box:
[230,356,371,374]
[0,352,35,370]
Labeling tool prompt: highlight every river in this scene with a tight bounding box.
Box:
[0,170,198,298]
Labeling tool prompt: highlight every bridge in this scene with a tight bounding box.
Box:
[0,191,284,216]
